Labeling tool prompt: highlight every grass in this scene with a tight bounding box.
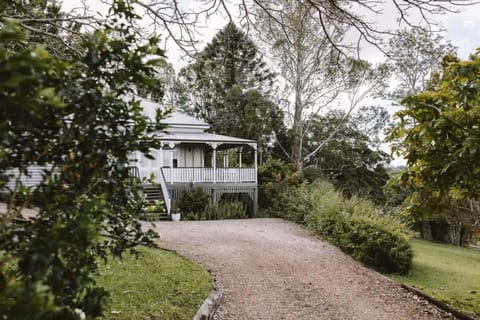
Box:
[388,238,480,314]
[97,246,212,320]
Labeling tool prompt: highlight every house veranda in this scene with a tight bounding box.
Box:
[129,98,259,216]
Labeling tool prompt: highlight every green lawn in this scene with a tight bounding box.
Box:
[389,238,480,314]
[97,247,212,320]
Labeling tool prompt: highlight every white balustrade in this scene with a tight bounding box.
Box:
[156,167,256,184]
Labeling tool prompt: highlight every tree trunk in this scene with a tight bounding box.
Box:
[292,41,304,172]
[420,221,433,240]
[447,223,463,246]
[292,96,303,172]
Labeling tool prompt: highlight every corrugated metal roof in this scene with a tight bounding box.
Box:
[158,131,255,145]
[138,97,209,128]
[162,111,209,128]
[137,96,256,146]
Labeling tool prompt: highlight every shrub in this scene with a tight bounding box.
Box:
[260,172,305,217]
[314,213,412,274]
[302,166,324,183]
[306,195,413,274]
[184,201,247,220]
[177,187,211,214]
[273,180,342,224]
[258,158,294,185]
[260,176,413,273]
[258,159,301,211]
[204,201,247,220]
[221,193,253,217]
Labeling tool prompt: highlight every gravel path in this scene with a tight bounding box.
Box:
[152,218,455,320]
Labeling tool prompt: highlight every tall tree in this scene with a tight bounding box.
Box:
[386,28,456,98]
[386,28,456,239]
[303,107,391,203]
[0,0,99,59]
[0,1,166,317]
[137,60,190,111]
[181,23,284,149]
[256,1,388,170]
[256,1,343,171]
[387,52,480,245]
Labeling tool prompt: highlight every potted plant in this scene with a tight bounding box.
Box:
[170,201,181,222]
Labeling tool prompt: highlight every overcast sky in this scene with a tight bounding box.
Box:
[63,1,480,166]
[63,1,480,69]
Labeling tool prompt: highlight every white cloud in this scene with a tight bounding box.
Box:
[439,8,480,58]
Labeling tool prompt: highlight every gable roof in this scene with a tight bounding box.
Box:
[138,97,209,130]
[162,111,209,129]
[137,96,257,147]
[159,131,255,143]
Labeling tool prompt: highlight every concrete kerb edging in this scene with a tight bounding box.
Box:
[377,273,477,320]
[193,276,222,320]
[400,284,477,320]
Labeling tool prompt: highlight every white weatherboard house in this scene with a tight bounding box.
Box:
[4,98,258,218]
[130,98,259,217]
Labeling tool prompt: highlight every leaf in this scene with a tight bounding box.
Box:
[39,87,56,99]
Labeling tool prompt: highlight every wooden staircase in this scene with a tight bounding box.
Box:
[142,185,170,220]
[130,165,172,221]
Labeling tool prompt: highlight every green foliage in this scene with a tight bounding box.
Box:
[0,2,167,318]
[258,158,303,213]
[387,51,480,245]
[302,166,324,183]
[389,52,480,200]
[209,201,246,220]
[258,158,294,185]
[303,108,391,204]
[0,0,81,60]
[223,87,285,149]
[305,190,412,274]
[183,201,247,220]
[383,172,415,208]
[312,210,412,274]
[177,187,211,214]
[258,158,292,210]
[274,181,342,224]
[271,181,413,274]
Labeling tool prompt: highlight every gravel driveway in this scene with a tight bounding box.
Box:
[152,218,454,320]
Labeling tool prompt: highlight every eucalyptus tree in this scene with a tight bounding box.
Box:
[255,0,389,171]
[254,0,345,171]
[386,28,456,98]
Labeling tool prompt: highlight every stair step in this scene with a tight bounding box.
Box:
[142,186,168,217]
[140,212,170,221]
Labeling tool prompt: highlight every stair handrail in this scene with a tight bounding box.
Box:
[128,166,140,178]
[158,168,171,214]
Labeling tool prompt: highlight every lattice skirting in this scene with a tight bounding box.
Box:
[167,183,258,216]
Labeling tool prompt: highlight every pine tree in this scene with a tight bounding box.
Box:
[181,23,283,150]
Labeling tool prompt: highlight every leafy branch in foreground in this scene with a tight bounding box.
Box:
[0,1,168,318]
